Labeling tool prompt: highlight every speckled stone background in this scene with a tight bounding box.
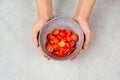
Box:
[0,0,120,80]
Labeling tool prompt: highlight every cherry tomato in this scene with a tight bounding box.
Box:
[52,29,59,36]
[58,30,67,38]
[62,37,67,42]
[53,51,64,57]
[70,47,75,53]
[70,33,78,41]
[64,49,70,56]
[52,44,60,51]
[64,43,69,49]
[57,35,62,40]
[60,48,66,55]
[46,43,53,52]
[68,47,75,55]
[66,36,71,42]
[49,37,59,44]
[47,33,55,40]
[62,36,71,42]
[58,40,65,48]
[69,41,76,48]
[46,29,79,57]
[64,47,75,56]
[66,30,72,36]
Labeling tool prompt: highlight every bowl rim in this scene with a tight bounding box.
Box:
[38,17,84,60]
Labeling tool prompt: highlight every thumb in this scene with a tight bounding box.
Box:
[71,49,84,61]
[37,46,51,60]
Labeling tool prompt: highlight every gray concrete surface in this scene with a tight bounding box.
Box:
[0,0,120,80]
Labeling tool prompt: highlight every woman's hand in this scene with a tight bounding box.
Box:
[32,18,51,60]
[71,18,91,60]
[71,0,95,60]
[33,0,53,60]
[75,18,91,49]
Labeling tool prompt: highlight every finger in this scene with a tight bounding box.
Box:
[83,31,91,49]
[37,46,51,60]
[71,49,84,61]
[32,28,39,47]
[32,19,45,47]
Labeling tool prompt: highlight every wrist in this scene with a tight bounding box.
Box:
[73,15,88,20]
[38,17,49,22]
[73,16,88,24]
[38,16,53,22]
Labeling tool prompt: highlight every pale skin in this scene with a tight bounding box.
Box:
[32,0,96,60]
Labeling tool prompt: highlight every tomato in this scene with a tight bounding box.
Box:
[52,29,59,36]
[53,51,64,57]
[64,49,70,55]
[66,30,72,36]
[46,29,79,57]
[46,43,53,52]
[64,47,75,56]
[57,35,62,40]
[70,33,78,41]
[66,36,71,42]
[60,48,66,55]
[68,47,75,55]
[70,47,75,53]
[52,44,60,51]
[69,41,76,48]
[58,30,67,38]
[58,40,65,47]
[49,37,59,44]
[47,33,55,40]
[64,43,69,49]
[62,36,71,42]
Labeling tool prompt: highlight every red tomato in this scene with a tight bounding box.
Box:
[49,37,59,44]
[58,30,67,38]
[52,44,60,51]
[46,29,78,57]
[66,36,71,42]
[57,35,62,40]
[47,33,55,40]
[62,37,67,42]
[68,47,75,55]
[70,33,78,41]
[69,41,76,48]
[64,47,75,56]
[62,36,71,42]
[53,51,64,57]
[66,30,72,36]
[46,43,53,52]
[52,29,59,36]
[64,43,69,49]
[70,47,75,53]
[58,40,65,48]
[64,49,70,56]
[60,48,66,55]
